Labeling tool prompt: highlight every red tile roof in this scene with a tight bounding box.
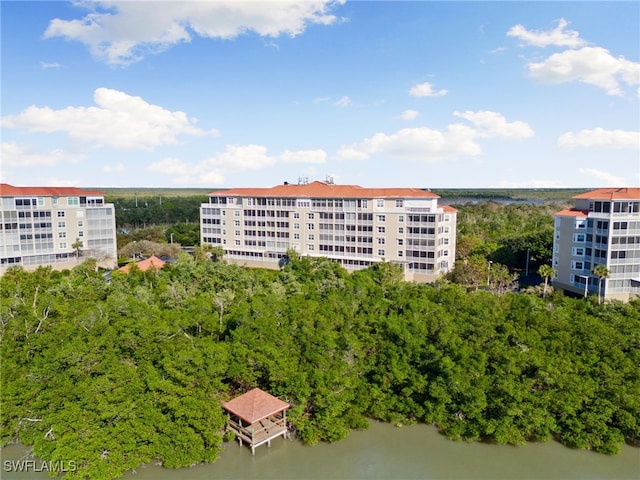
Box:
[209,181,439,199]
[572,188,640,200]
[118,255,165,273]
[222,388,290,425]
[442,205,458,213]
[0,183,104,197]
[554,209,589,217]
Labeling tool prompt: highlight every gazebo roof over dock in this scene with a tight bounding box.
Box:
[222,388,290,425]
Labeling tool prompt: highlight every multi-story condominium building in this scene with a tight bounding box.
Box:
[552,187,640,302]
[200,180,456,282]
[0,184,117,273]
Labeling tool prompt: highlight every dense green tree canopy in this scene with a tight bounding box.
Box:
[1,254,638,479]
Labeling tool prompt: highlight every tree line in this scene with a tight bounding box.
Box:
[1,254,638,479]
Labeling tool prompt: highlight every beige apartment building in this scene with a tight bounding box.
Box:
[552,187,640,302]
[0,184,117,273]
[200,180,456,282]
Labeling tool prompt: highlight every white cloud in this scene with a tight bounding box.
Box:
[147,157,192,176]
[333,96,352,107]
[558,128,640,149]
[337,111,533,162]
[527,47,640,96]
[280,149,327,164]
[453,110,534,139]
[1,142,85,167]
[497,179,570,188]
[399,110,419,121]
[578,168,629,187]
[507,18,585,48]
[43,1,345,66]
[40,61,61,69]
[409,82,447,97]
[148,145,326,186]
[102,163,126,173]
[2,88,215,150]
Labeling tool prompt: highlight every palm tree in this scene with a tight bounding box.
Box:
[71,238,83,260]
[538,264,556,299]
[592,264,610,304]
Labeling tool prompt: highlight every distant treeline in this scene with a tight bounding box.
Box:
[431,188,586,201]
[108,195,206,228]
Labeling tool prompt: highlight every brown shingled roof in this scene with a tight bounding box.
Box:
[222,388,290,425]
[572,188,640,200]
[0,183,105,197]
[209,181,439,199]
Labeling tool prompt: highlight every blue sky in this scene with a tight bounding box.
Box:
[1,1,639,189]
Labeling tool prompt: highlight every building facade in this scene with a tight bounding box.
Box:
[200,181,456,282]
[552,187,640,302]
[0,184,117,273]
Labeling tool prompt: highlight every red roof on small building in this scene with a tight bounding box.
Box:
[554,209,589,218]
[118,255,165,273]
[209,181,439,199]
[222,388,290,425]
[572,188,640,201]
[0,183,104,197]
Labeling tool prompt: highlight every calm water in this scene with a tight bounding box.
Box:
[2,421,638,480]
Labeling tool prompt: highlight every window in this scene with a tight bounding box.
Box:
[308,234,315,240]
[293,233,300,240]
[52,197,58,206]
[573,233,586,243]
[398,251,403,257]
[307,224,314,230]
[572,247,585,256]
[59,242,67,249]
[234,210,240,217]
[444,215,450,222]
[397,239,404,245]
[308,213,314,219]
[377,238,385,244]
[58,232,67,239]
[293,212,300,219]
[397,227,403,234]
[395,199,403,208]
[377,215,386,222]
[398,215,404,222]
[234,220,240,226]
[378,249,385,256]
[575,219,586,229]
[57,211,65,218]
[58,221,66,228]
[67,197,79,206]
[378,226,386,233]
[571,261,584,270]
[235,230,240,236]
[37,197,45,207]
[307,244,315,251]
[77,220,84,227]
[613,222,628,230]
[235,240,241,246]
[376,199,384,208]
[294,223,300,229]
[358,200,368,208]
[78,231,84,237]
